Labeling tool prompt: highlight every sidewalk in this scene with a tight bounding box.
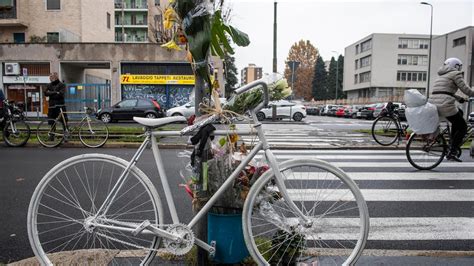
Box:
[10,249,474,265]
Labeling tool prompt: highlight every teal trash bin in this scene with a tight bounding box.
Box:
[208,212,249,263]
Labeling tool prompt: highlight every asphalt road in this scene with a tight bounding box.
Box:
[0,147,194,263]
[2,146,474,263]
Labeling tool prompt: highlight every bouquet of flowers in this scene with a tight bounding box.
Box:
[224,74,292,115]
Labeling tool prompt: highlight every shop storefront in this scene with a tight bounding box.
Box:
[120,63,195,108]
[2,75,50,117]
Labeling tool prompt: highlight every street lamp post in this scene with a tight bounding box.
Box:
[287,61,300,99]
[332,51,339,104]
[420,1,433,98]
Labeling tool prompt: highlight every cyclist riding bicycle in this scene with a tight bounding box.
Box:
[429,58,474,162]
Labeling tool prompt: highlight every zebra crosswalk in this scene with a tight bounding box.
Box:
[239,129,371,147]
[253,149,474,249]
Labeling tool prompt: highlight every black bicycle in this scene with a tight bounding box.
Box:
[406,122,474,170]
[1,100,30,147]
[371,103,408,146]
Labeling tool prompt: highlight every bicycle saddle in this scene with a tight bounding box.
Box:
[133,116,187,127]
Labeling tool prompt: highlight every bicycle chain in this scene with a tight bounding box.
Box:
[92,222,193,255]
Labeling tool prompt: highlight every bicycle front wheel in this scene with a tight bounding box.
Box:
[79,119,109,148]
[28,154,163,265]
[371,116,400,146]
[406,133,447,170]
[36,120,65,148]
[3,120,30,147]
[243,159,369,266]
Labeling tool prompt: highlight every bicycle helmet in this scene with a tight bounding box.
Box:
[444,57,462,71]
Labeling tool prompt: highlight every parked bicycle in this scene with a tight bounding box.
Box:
[28,80,369,265]
[36,106,109,148]
[406,121,474,170]
[1,100,30,147]
[371,102,409,146]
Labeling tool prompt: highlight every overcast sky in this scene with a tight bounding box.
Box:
[227,0,473,77]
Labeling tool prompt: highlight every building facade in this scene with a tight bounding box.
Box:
[241,63,262,85]
[0,0,114,43]
[344,33,431,100]
[0,0,225,117]
[429,26,473,96]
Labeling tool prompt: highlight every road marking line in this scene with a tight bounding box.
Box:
[287,189,474,201]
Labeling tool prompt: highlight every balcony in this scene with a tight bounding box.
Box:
[114,1,147,11]
[115,34,148,43]
[115,19,148,28]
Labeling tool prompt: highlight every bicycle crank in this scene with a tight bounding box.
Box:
[162,223,195,256]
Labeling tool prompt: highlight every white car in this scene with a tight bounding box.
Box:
[256,100,306,121]
[469,112,474,123]
[166,98,227,118]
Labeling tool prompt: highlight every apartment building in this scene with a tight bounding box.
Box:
[0,0,224,116]
[114,0,169,43]
[429,26,473,95]
[344,33,431,100]
[241,63,263,85]
[0,0,114,43]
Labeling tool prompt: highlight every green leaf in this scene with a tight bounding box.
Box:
[211,25,225,57]
[224,25,250,47]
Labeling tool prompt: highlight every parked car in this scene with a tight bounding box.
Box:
[469,112,474,123]
[327,105,342,116]
[256,100,306,121]
[373,102,404,117]
[97,98,164,123]
[357,103,377,119]
[305,105,321,115]
[335,106,348,117]
[166,98,227,119]
[320,104,335,116]
[344,105,363,118]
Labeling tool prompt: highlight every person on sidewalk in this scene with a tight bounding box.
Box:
[45,73,67,140]
[429,58,474,162]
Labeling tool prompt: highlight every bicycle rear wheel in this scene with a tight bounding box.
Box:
[3,119,30,147]
[371,116,399,146]
[79,119,109,148]
[28,154,163,265]
[243,159,369,266]
[37,120,65,148]
[406,133,447,170]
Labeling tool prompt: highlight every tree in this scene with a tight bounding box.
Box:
[326,55,346,100]
[327,57,337,100]
[284,40,318,101]
[224,54,238,97]
[312,55,328,100]
[337,55,345,99]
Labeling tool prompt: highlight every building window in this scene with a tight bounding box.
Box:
[355,44,359,54]
[360,55,371,68]
[107,12,111,29]
[399,38,429,49]
[397,55,428,65]
[453,36,466,47]
[355,59,359,69]
[397,71,427,82]
[360,71,371,83]
[47,32,59,43]
[46,0,60,10]
[354,74,358,84]
[360,39,372,53]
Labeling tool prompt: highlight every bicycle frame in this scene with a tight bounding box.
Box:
[91,109,311,253]
[48,108,94,135]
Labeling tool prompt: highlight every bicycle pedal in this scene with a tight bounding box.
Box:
[132,220,151,236]
[209,240,216,258]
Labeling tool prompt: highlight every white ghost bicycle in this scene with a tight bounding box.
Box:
[28,79,369,265]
